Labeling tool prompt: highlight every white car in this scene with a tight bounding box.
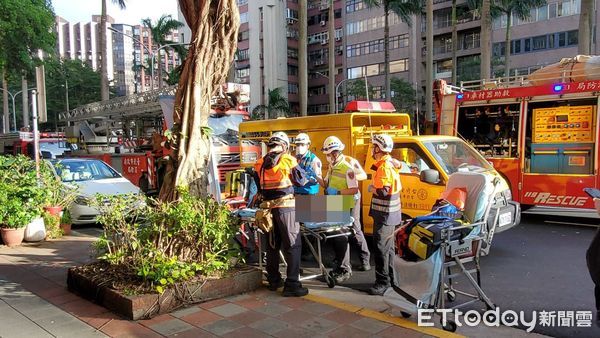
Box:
[49,158,141,224]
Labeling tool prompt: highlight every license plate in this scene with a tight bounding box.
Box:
[449,240,472,257]
[498,212,512,227]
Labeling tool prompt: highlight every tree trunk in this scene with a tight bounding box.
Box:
[426,0,434,129]
[504,12,511,78]
[480,0,492,80]
[100,0,109,101]
[22,76,29,129]
[2,70,8,133]
[578,0,593,54]
[451,0,458,84]
[299,0,307,115]
[328,0,335,114]
[384,2,390,100]
[160,0,240,200]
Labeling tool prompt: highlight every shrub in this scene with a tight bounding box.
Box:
[0,156,46,228]
[92,188,241,293]
[42,211,63,239]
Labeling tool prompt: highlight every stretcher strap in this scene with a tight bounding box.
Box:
[391,285,433,309]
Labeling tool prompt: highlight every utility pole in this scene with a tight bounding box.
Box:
[22,76,29,129]
[426,0,434,132]
[328,0,335,114]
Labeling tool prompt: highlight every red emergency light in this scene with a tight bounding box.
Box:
[343,101,396,113]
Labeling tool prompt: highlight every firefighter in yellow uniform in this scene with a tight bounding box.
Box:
[318,136,360,283]
[367,133,402,296]
[253,132,310,297]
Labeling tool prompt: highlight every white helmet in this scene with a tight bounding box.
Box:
[372,134,394,153]
[294,133,311,145]
[268,131,290,149]
[321,136,345,155]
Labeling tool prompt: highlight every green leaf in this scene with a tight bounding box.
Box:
[156,285,164,294]
[159,278,167,285]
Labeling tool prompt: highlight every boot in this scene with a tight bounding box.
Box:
[330,269,352,284]
[356,261,371,272]
[282,282,309,297]
[267,279,283,291]
[368,283,389,296]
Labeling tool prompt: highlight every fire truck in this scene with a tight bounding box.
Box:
[436,55,600,211]
[0,131,66,159]
[59,83,259,195]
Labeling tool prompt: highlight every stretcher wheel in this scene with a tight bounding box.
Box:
[400,311,411,318]
[326,274,336,288]
[446,290,456,302]
[442,319,457,332]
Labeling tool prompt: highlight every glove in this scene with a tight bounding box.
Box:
[308,176,318,184]
[367,184,374,193]
[325,187,339,196]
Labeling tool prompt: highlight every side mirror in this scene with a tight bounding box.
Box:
[420,169,440,184]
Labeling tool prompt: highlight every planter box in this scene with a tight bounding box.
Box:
[67,265,262,320]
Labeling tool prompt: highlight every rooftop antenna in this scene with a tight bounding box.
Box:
[364,74,372,131]
[415,81,420,135]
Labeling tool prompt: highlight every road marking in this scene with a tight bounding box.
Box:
[304,293,464,338]
[544,220,600,228]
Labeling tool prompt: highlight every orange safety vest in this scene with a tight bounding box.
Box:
[369,154,402,225]
[254,153,297,192]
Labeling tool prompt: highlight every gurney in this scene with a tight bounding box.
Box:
[385,170,520,332]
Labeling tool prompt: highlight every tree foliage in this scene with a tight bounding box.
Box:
[345,79,374,101]
[142,15,184,88]
[251,88,291,119]
[390,77,416,113]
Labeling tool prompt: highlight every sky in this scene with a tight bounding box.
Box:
[51,0,180,25]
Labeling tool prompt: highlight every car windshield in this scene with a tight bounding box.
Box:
[52,159,121,182]
[423,140,493,175]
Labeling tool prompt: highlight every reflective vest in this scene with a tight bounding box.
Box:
[254,153,296,194]
[369,154,402,225]
[328,160,352,191]
[295,151,320,195]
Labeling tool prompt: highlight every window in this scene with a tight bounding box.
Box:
[436,59,453,74]
[288,82,299,94]
[346,34,408,58]
[532,35,546,50]
[372,86,384,99]
[390,145,433,176]
[548,34,555,49]
[235,67,250,78]
[286,8,298,20]
[390,59,409,73]
[524,38,531,52]
[236,49,249,61]
[240,12,248,24]
[238,30,249,41]
[346,0,365,13]
[287,48,298,59]
[288,65,298,76]
[567,30,578,45]
[512,40,521,54]
[493,42,505,57]
[558,32,566,47]
[537,5,548,20]
[237,0,248,5]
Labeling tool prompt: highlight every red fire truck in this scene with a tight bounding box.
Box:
[61,83,260,195]
[436,56,600,210]
[0,131,66,159]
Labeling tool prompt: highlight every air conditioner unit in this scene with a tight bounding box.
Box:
[315,60,324,66]
[336,49,343,55]
[320,20,326,26]
[321,39,328,45]
[319,4,329,10]
[287,18,295,25]
[335,37,341,42]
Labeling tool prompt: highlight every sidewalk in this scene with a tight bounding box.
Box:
[0,231,456,338]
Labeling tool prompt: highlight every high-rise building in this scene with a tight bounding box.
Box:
[55,16,182,97]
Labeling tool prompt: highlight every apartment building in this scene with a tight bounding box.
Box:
[55,16,182,96]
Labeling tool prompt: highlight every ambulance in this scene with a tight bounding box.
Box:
[239,101,519,234]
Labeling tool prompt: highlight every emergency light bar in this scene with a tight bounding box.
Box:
[344,101,396,113]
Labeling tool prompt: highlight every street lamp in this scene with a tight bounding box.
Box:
[0,87,36,132]
[108,26,154,90]
[334,78,354,114]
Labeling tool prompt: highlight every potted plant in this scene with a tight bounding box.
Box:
[43,211,63,239]
[1,196,38,246]
[60,209,72,236]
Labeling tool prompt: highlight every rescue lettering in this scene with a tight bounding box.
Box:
[524,191,588,207]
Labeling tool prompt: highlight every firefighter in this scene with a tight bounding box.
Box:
[253,131,310,297]
[294,133,321,195]
[368,133,401,296]
[318,136,360,283]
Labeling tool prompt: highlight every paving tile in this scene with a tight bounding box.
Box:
[180,308,223,327]
[349,317,392,334]
[171,306,202,318]
[299,301,337,315]
[200,318,244,336]
[198,298,229,309]
[81,311,120,330]
[59,299,106,318]
[235,296,268,310]
[279,296,311,309]
[298,316,340,333]
[139,313,175,328]
[101,319,163,338]
[34,285,69,299]
[224,293,251,302]
[272,326,318,338]
[276,308,314,324]
[46,292,81,306]
[254,302,292,317]
[322,309,364,324]
[221,326,272,338]
[327,325,372,338]
[228,309,268,325]
[169,327,217,338]
[148,318,195,336]
[249,316,292,335]
[376,325,425,338]
[208,303,248,317]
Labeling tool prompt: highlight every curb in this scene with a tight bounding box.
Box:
[303,293,465,338]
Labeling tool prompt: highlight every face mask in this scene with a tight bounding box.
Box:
[296,144,308,156]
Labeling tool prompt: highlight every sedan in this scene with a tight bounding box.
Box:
[49,158,141,224]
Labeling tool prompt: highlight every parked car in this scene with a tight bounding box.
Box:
[48,158,141,224]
